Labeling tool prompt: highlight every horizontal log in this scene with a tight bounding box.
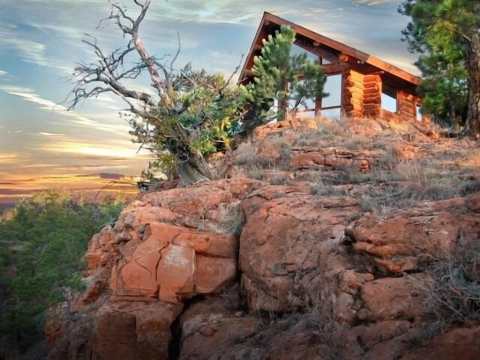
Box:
[398,93,415,101]
[363,82,380,89]
[348,85,364,92]
[344,93,363,100]
[398,107,415,114]
[398,104,415,110]
[363,104,381,111]
[350,97,364,104]
[363,74,380,80]
[322,63,349,74]
[398,103,415,109]
[350,97,364,103]
[349,73,364,82]
[363,90,380,97]
[350,90,364,95]
[364,92,381,99]
[345,79,363,88]
[346,84,365,93]
[400,111,416,117]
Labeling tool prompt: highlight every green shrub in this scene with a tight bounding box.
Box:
[0,191,123,352]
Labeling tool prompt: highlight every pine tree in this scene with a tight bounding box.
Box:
[400,0,480,135]
[244,25,326,123]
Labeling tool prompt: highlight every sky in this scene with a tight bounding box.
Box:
[0,0,418,202]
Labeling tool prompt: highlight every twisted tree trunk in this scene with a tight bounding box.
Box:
[176,153,212,186]
[172,123,214,185]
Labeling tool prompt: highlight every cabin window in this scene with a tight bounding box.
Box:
[381,85,397,113]
[416,104,422,121]
[303,97,316,111]
[291,44,319,63]
[320,74,342,119]
[289,82,316,118]
[321,108,341,120]
[299,97,316,118]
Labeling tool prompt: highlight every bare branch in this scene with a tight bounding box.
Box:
[111,3,135,26]
[221,54,244,93]
[70,2,169,110]
[170,32,181,73]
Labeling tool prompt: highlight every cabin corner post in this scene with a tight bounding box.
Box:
[362,74,382,118]
[342,69,364,119]
[397,90,417,121]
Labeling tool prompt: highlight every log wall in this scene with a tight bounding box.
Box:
[397,90,417,121]
[343,70,382,119]
[342,68,419,121]
[343,69,364,118]
[363,74,382,118]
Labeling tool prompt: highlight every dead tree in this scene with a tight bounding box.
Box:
[70,0,215,185]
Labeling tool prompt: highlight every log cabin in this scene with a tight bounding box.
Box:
[240,12,423,122]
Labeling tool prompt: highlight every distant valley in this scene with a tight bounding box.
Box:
[0,173,139,213]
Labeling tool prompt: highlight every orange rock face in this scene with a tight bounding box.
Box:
[239,185,360,312]
[109,222,236,303]
[177,294,259,360]
[47,178,261,360]
[290,146,376,172]
[80,179,260,305]
[401,326,480,360]
[46,118,480,360]
[347,195,480,274]
[87,301,182,360]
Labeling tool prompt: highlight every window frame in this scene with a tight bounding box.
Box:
[381,83,398,114]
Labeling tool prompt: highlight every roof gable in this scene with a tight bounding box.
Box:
[240,12,421,87]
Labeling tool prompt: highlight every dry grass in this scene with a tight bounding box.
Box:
[234,116,480,213]
[356,156,479,214]
[233,136,293,184]
[310,180,348,197]
[301,129,480,214]
[407,237,480,343]
[233,141,258,166]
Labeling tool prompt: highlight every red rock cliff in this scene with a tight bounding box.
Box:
[47,118,480,360]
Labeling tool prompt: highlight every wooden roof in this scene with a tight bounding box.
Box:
[239,12,421,87]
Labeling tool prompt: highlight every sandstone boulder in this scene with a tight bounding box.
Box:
[178,292,258,360]
[110,222,237,303]
[290,146,375,172]
[347,195,480,274]
[401,326,480,360]
[82,179,261,305]
[239,185,359,312]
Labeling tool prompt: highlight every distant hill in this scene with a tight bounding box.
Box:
[98,173,126,180]
[0,201,15,218]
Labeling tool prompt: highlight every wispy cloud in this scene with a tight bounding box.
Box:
[0,27,48,66]
[0,85,130,135]
[352,0,398,5]
[38,132,64,136]
[0,70,7,76]
[0,153,19,164]
[41,140,149,159]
